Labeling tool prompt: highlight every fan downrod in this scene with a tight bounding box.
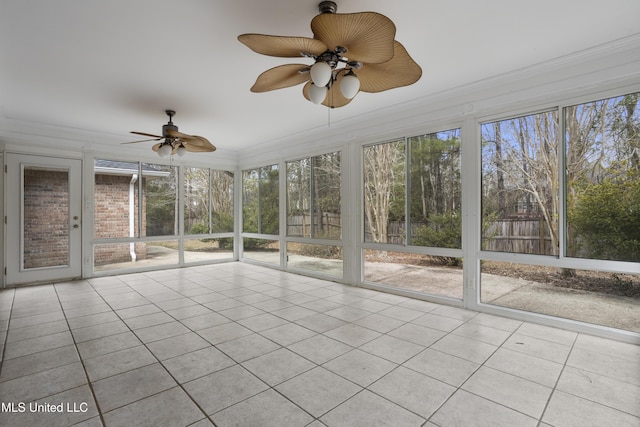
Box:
[318,1,337,14]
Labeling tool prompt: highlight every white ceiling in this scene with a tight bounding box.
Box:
[2,0,639,158]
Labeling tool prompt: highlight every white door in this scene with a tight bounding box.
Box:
[6,154,82,285]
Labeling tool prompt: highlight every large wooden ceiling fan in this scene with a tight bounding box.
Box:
[238,1,422,108]
[123,110,215,157]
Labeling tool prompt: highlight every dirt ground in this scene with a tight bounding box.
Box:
[482,261,640,298]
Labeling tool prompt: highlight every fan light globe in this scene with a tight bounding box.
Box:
[308,83,328,104]
[176,145,187,157]
[340,74,360,99]
[310,61,331,87]
[160,143,173,157]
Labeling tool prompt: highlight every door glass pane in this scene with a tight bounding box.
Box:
[23,167,70,268]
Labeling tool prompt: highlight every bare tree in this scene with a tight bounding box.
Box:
[364,141,405,243]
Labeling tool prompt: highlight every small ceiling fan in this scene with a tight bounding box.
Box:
[123,110,216,157]
[238,1,421,108]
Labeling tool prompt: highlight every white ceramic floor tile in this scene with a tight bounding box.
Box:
[146,332,210,361]
[502,333,572,364]
[1,263,638,427]
[517,322,577,345]
[542,389,640,427]
[92,363,176,412]
[566,346,640,386]
[431,389,538,427]
[195,322,252,345]
[359,334,424,364]
[288,334,353,364]
[275,366,362,417]
[321,389,425,427]
[84,344,157,382]
[161,346,236,384]
[259,323,317,346]
[403,347,480,387]
[0,345,79,382]
[462,366,553,418]
[484,347,563,387]
[557,366,640,417]
[184,365,268,415]
[369,366,456,419]
[103,386,204,427]
[242,348,316,386]
[212,389,313,427]
[388,323,446,347]
[216,333,281,363]
[324,323,382,347]
[323,349,397,387]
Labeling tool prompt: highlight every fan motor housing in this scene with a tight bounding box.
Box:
[318,1,337,14]
[163,123,178,135]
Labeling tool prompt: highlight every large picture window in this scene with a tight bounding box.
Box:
[287,152,341,240]
[363,140,406,244]
[565,93,640,262]
[184,168,234,235]
[143,163,178,237]
[479,94,640,333]
[481,111,559,255]
[363,130,463,299]
[408,129,461,249]
[242,164,279,235]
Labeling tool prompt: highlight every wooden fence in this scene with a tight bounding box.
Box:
[483,218,552,254]
[287,212,341,238]
[291,214,551,255]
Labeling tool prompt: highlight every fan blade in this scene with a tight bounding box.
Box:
[302,79,352,109]
[182,136,217,153]
[166,129,216,152]
[250,64,311,92]
[311,12,395,64]
[356,41,422,93]
[131,131,163,138]
[122,137,162,144]
[238,34,327,57]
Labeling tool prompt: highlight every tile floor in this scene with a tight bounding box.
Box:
[0,263,638,427]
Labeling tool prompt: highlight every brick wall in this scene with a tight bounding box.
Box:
[23,169,70,268]
[22,170,150,268]
[94,174,147,265]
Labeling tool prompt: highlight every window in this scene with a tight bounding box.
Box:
[242,164,279,235]
[479,94,640,334]
[565,93,640,262]
[408,129,461,249]
[94,160,140,239]
[362,131,463,299]
[287,152,341,239]
[481,111,559,255]
[363,140,406,243]
[143,163,178,237]
[184,168,234,235]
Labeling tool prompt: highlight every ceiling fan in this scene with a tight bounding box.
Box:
[123,110,216,157]
[238,1,422,108]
